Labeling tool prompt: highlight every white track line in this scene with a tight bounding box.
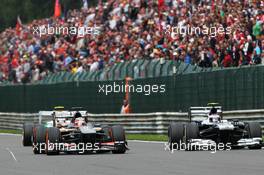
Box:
[0,133,21,136]
[128,140,166,144]
[6,148,17,162]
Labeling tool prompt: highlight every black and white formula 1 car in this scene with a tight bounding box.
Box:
[168,104,263,150]
[23,107,128,155]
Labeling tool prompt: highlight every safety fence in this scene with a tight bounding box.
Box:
[1,64,264,113]
[0,110,263,134]
[39,60,197,83]
[0,60,226,85]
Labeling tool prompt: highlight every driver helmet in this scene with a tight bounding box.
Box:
[71,112,82,123]
[74,112,82,118]
[210,107,217,115]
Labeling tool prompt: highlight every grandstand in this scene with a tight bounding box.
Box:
[0,0,263,84]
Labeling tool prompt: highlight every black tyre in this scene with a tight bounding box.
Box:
[33,125,46,154]
[23,123,33,146]
[168,122,184,150]
[246,122,262,149]
[96,125,111,153]
[185,123,199,151]
[247,122,262,138]
[46,127,61,155]
[185,123,199,141]
[111,125,126,154]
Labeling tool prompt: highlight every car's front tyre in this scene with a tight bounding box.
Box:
[45,127,61,155]
[23,123,34,146]
[246,122,262,149]
[33,125,46,154]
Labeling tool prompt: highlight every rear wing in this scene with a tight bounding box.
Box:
[52,110,88,118]
[38,110,88,124]
[188,106,222,122]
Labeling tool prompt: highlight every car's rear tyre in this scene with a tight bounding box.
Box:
[33,125,46,154]
[46,127,61,155]
[23,123,33,146]
[246,122,262,149]
[168,122,184,150]
[111,125,126,154]
[185,123,199,151]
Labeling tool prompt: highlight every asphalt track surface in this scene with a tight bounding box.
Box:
[0,135,263,175]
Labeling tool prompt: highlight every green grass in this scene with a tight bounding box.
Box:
[127,134,167,142]
[0,129,22,134]
[0,130,168,141]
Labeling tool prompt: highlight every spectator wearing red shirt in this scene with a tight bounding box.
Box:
[222,51,232,67]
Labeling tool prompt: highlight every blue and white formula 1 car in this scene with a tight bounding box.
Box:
[168,104,263,150]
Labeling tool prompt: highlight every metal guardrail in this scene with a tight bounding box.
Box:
[0,110,263,134]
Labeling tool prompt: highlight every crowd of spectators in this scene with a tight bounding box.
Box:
[0,0,263,83]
